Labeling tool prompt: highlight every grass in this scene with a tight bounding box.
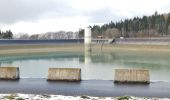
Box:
[16,97,25,100]
[3,94,17,100]
[117,96,132,100]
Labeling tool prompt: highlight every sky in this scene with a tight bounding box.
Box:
[0,0,170,34]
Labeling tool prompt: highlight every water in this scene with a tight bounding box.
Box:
[0,51,170,82]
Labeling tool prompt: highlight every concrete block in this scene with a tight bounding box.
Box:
[0,67,20,80]
[114,69,149,83]
[47,68,81,81]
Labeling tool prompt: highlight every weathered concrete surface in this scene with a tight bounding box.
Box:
[47,68,81,81]
[0,67,20,80]
[114,69,149,83]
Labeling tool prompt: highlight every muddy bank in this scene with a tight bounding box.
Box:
[1,44,170,56]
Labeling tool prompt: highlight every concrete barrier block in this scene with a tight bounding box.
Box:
[0,67,20,80]
[114,69,149,83]
[47,68,81,81]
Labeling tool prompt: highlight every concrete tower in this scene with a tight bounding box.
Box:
[84,27,92,51]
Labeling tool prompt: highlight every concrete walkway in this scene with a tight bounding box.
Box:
[0,79,170,98]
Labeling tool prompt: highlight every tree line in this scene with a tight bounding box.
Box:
[89,11,170,38]
[2,11,170,40]
[14,31,79,40]
[0,30,13,39]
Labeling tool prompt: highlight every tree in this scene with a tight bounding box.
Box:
[2,30,13,39]
[78,29,84,38]
[29,34,39,40]
[166,13,170,35]
[7,30,13,39]
[103,28,120,38]
[92,25,101,38]
[0,30,2,39]
[14,33,29,39]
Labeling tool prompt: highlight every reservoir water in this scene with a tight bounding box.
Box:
[0,51,170,82]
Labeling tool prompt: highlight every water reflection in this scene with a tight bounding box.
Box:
[84,51,91,64]
[0,51,170,81]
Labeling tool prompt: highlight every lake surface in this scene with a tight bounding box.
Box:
[0,51,170,82]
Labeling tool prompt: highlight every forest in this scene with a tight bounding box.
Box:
[0,30,13,39]
[87,11,170,38]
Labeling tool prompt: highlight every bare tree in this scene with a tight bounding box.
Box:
[14,33,29,39]
[103,28,120,38]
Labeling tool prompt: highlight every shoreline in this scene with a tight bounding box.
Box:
[1,44,170,56]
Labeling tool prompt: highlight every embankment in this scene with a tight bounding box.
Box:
[1,43,170,56]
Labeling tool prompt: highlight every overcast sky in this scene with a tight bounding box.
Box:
[0,0,170,34]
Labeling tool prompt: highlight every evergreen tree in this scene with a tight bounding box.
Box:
[91,11,170,38]
[0,30,2,39]
[3,30,13,39]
